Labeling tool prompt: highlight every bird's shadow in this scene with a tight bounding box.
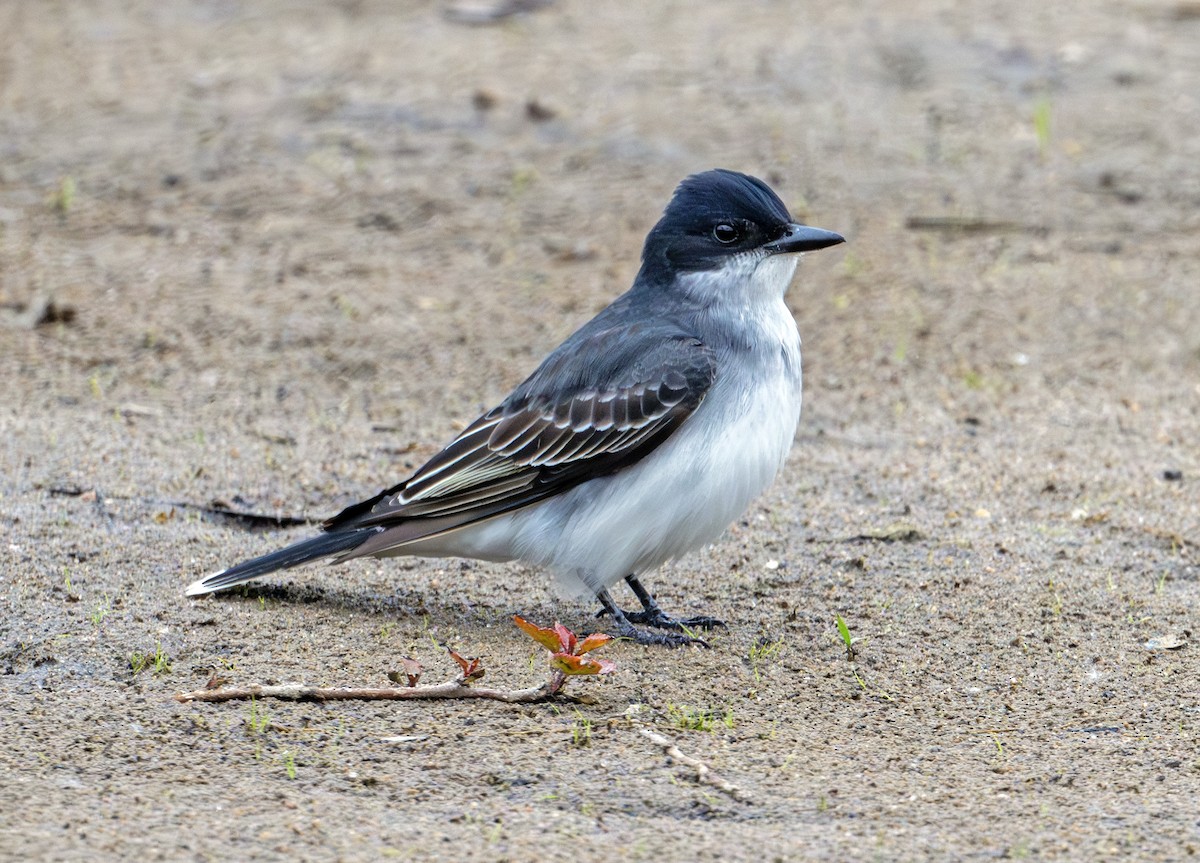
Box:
[191,579,564,633]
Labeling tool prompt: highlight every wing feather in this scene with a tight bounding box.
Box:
[398,415,500,500]
[489,409,544,450]
[526,424,584,466]
[321,328,716,548]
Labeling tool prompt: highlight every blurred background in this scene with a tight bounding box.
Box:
[3,2,1196,505]
[2,2,1198,859]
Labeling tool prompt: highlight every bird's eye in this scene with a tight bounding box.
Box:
[712,223,740,244]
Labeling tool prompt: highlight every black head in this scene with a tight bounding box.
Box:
[639,169,843,279]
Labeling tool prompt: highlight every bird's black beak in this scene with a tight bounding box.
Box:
[765,223,845,255]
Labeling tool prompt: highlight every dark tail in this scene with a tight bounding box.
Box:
[184,528,381,596]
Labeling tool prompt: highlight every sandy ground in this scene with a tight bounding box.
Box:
[2,1,1199,860]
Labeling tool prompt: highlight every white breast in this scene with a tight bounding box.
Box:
[405,251,808,599]
[513,291,803,597]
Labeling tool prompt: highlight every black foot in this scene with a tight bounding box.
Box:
[595,587,711,648]
[617,573,727,631]
[621,607,727,632]
[612,619,707,647]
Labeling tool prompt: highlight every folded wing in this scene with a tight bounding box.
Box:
[324,327,716,555]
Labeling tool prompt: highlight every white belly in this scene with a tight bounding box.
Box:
[399,269,807,599]
[508,332,803,597]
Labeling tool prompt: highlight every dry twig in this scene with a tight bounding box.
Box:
[177,618,615,706]
[637,728,750,802]
[176,679,556,704]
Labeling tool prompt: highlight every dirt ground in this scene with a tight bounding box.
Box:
[2,1,1199,860]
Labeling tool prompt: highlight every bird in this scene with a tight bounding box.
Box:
[186,169,844,645]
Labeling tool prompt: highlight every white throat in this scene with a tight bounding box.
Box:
[677,252,801,308]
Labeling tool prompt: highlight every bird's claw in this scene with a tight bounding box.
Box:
[594,585,719,647]
[622,609,726,632]
[595,604,725,633]
[609,621,710,648]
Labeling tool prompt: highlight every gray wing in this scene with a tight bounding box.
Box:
[322,326,716,549]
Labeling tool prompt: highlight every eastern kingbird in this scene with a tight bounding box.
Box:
[186,169,844,645]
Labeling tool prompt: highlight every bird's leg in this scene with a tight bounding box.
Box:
[620,574,727,632]
[592,575,726,640]
[594,588,708,647]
